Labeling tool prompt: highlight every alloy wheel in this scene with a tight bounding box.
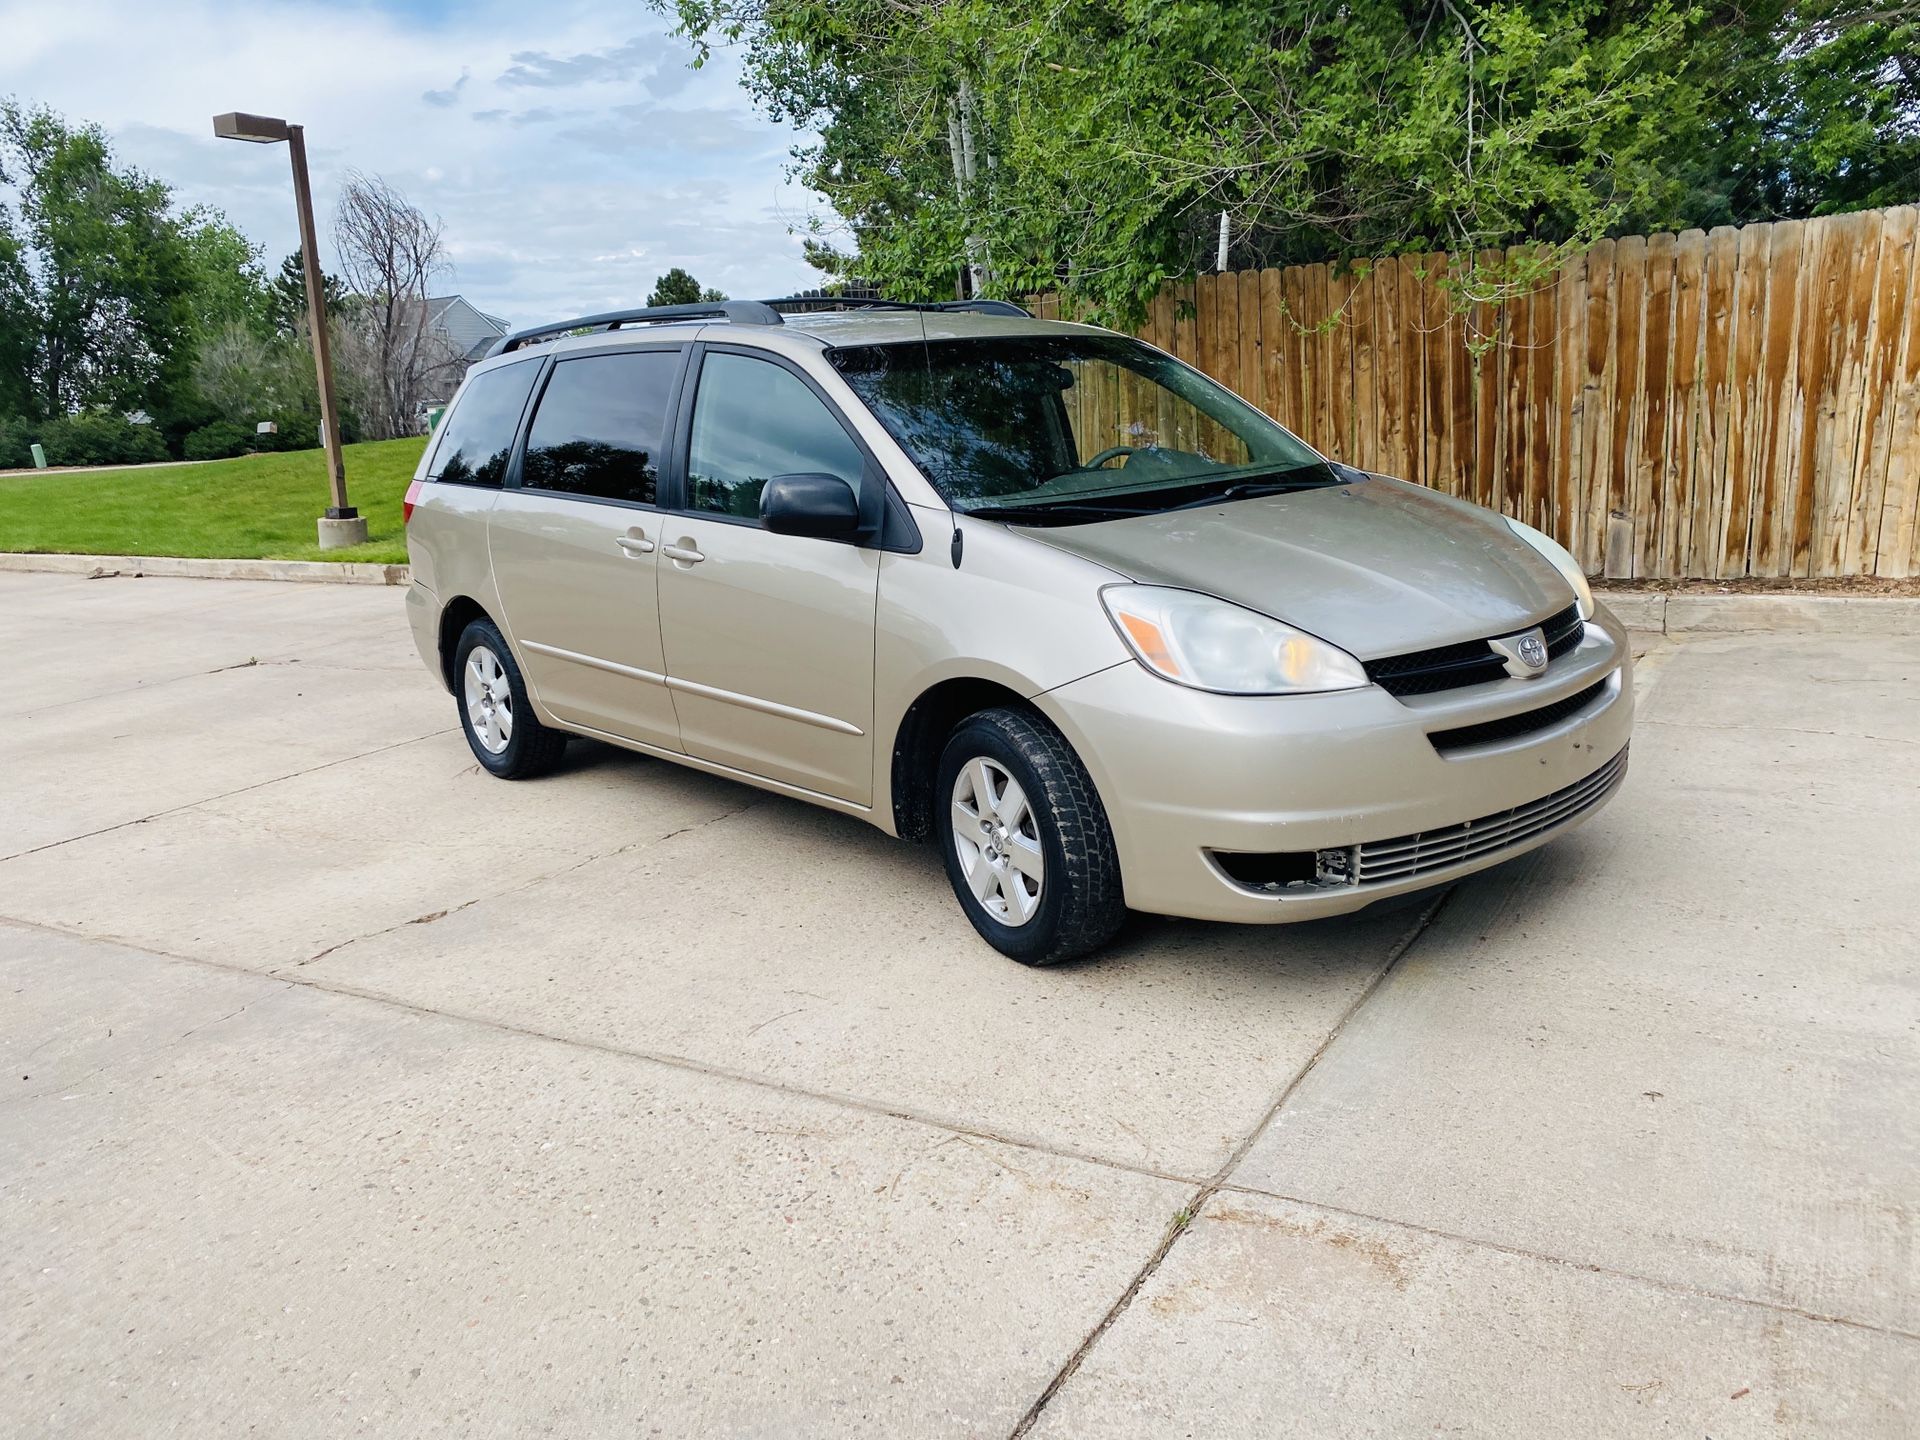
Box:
[950,756,1045,926]
[464,644,514,755]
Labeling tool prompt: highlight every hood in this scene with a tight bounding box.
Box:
[1017,476,1573,659]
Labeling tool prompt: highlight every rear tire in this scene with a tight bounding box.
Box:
[935,707,1125,965]
[454,618,567,779]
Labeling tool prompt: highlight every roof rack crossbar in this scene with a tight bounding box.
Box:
[935,299,1033,318]
[763,296,1033,319]
[488,300,783,357]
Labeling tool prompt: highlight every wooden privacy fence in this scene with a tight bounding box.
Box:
[1033,205,1920,579]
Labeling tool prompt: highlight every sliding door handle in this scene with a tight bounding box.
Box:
[615,531,655,556]
[661,541,705,565]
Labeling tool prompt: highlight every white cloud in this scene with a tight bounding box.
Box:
[422,70,471,108]
[497,34,698,96]
[0,0,830,326]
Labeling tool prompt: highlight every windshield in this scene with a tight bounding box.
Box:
[829,334,1340,523]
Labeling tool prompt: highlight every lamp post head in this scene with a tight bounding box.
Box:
[212,111,291,144]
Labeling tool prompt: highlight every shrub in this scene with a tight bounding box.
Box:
[0,415,34,469]
[149,395,223,460]
[39,412,170,467]
[252,414,320,452]
[182,421,254,461]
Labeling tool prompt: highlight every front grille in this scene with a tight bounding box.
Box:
[1428,678,1610,753]
[1366,603,1585,698]
[1352,746,1628,885]
[1541,603,1586,659]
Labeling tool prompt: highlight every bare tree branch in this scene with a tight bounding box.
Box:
[331,171,457,438]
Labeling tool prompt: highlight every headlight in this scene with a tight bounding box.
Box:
[1504,518,1595,620]
[1100,586,1368,695]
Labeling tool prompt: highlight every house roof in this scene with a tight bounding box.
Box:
[424,295,509,363]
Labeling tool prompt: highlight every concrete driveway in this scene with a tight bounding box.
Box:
[3,569,1914,1437]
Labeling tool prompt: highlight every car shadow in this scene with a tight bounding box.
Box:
[556,736,1612,985]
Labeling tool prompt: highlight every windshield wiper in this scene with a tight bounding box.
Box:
[1163,475,1338,512]
[965,500,1142,524]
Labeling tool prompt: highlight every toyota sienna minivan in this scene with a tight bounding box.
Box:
[404,298,1631,964]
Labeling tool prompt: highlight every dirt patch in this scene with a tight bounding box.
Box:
[1148,1285,1209,1317]
[1208,1204,1414,1290]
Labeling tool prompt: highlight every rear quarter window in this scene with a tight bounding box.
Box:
[428,360,541,487]
[521,350,680,505]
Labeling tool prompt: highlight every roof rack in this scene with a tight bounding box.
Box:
[766,296,1032,319]
[488,300,784,357]
[486,294,1036,359]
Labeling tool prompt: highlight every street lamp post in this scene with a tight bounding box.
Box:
[211,111,366,550]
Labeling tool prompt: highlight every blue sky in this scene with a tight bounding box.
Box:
[0,0,832,326]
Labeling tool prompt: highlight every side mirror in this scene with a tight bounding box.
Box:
[760,472,862,539]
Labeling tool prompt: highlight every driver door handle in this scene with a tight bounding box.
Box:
[615,530,655,556]
[662,540,705,565]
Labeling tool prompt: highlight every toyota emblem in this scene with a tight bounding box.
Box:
[1490,626,1552,679]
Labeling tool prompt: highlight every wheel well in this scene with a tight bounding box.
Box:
[890,677,1034,841]
[437,596,492,692]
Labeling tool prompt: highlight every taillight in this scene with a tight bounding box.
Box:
[403,479,424,523]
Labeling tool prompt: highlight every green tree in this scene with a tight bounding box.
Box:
[669,0,1920,323]
[1686,0,1920,224]
[265,248,346,337]
[0,99,197,417]
[178,207,270,340]
[646,266,727,305]
[0,207,34,418]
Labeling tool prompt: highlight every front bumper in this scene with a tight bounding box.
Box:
[1035,603,1635,923]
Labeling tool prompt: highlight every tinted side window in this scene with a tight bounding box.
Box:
[429,360,540,487]
[522,351,679,505]
[686,353,865,520]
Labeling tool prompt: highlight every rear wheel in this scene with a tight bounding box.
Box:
[454,618,567,779]
[935,708,1125,965]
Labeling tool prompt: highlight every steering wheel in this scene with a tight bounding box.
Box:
[1082,445,1140,470]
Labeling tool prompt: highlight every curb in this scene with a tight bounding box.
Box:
[0,552,409,586]
[1602,591,1920,636]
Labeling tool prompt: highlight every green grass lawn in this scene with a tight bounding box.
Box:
[0,437,427,565]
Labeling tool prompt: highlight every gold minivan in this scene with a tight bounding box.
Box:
[405,299,1631,963]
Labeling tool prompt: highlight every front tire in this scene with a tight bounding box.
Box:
[935,708,1125,965]
[454,618,567,779]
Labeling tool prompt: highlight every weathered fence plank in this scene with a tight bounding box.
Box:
[1876,209,1920,577]
[1665,230,1707,577]
[1552,254,1584,555]
[1327,265,1357,464]
[1723,225,1773,576]
[1817,210,1877,575]
[1695,227,1739,576]
[1857,207,1917,573]
[1350,262,1379,477]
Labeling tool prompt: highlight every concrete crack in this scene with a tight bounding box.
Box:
[1208,1182,1920,1346]
[0,727,457,865]
[4,982,292,1106]
[11,651,405,720]
[1005,887,1457,1438]
[290,799,761,970]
